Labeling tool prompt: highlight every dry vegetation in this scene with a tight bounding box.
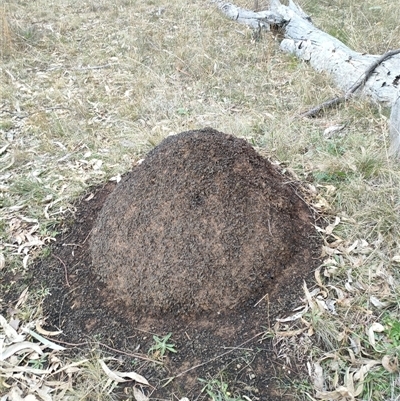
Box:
[1,0,400,400]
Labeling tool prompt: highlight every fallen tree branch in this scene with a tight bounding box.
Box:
[301,48,400,118]
[213,0,285,29]
[214,0,400,105]
[390,96,400,157]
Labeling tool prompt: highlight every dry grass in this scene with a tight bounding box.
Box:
[1,0,400,399]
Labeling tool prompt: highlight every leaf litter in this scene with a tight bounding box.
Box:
[0,293,150,400]
[274,203,400,400]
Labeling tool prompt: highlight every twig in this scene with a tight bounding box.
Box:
[174,331,264,378]
[301,97,344,118]
[301,48,400,118]
[43,337,88,347]
[52,255,70,287]
[254,292,269,307]
[47,63,117,72]
[47,336,162,365]
[81,228,93,245]
[97,342,163,365]
[73,63,118,70]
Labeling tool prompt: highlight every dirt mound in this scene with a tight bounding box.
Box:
[90,128,316,317]
[13,128,323,399]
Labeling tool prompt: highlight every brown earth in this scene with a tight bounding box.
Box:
[5,129,323,400]
[90,129,317,319]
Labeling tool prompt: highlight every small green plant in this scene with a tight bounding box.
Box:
[199,377,244,401]
[176,107,190,116]
[37,286,51,298]
[313,170,348,183]
[148,333,177,359]
[28,355,47,369]
[40,247,52,258]
[361,366,398,401]
[325,141,346,156]
[355,153,382,179]
[383,316,400,347]
[0,120,13,130]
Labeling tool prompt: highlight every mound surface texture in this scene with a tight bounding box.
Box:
[90,128,316,317]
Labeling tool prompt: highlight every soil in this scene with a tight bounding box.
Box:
[91,129,317,319]
[3,129,323,400]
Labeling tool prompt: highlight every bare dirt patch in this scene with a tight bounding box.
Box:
[28,129,322,400]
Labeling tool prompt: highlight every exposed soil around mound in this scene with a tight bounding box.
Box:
[9,129,323,400]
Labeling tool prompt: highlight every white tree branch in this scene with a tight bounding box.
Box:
[390,96,400,157]
[213,0,285,29]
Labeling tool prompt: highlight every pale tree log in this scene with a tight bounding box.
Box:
[214,0,400,156]
[390,96,400,158]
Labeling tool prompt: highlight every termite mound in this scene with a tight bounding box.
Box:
[90,128,317,317]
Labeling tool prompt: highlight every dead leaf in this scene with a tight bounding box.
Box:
[0,253,5,270]
[99,359,149,385]
[315,385,353,400]
[51,359,89,376]
[91,159,103,170]
[322,245,341,256]
[0,365,50,375]
[323,124,346,137]
[0,143,10,155]
[382,355,398,372]
[6,387,39,401]
[24,328,65,351]
[133,387,149,401]
[312,362,324,391]
[0,341,43,361]
[368,322,384,347]
[85,193,95,201]
[99,359,128,383]
[275,328,307,336]
[110,174,121,183]
[346,240,359,254]
[276,306,308,322]
[18,238,44,254]
[303,281,315,311]
[15,287,29,308]
[369,296,388,309]
[314,196,331,210]
[35,321,63,337]
[23,254,29,269]
[325,216,341,235]
[0,314,25,343]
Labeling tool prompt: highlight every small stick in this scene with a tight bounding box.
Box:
[301,48,400,118]
[44,336,162,365]
[43,337,87,347]
[47,63,117,72]
[73,63,117,70]
[42,336,160,364]
[81,228,93,245]
[98,342,163,365]
[174,331,264,378]
[52,255,70,287]
[254,292,269,307]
